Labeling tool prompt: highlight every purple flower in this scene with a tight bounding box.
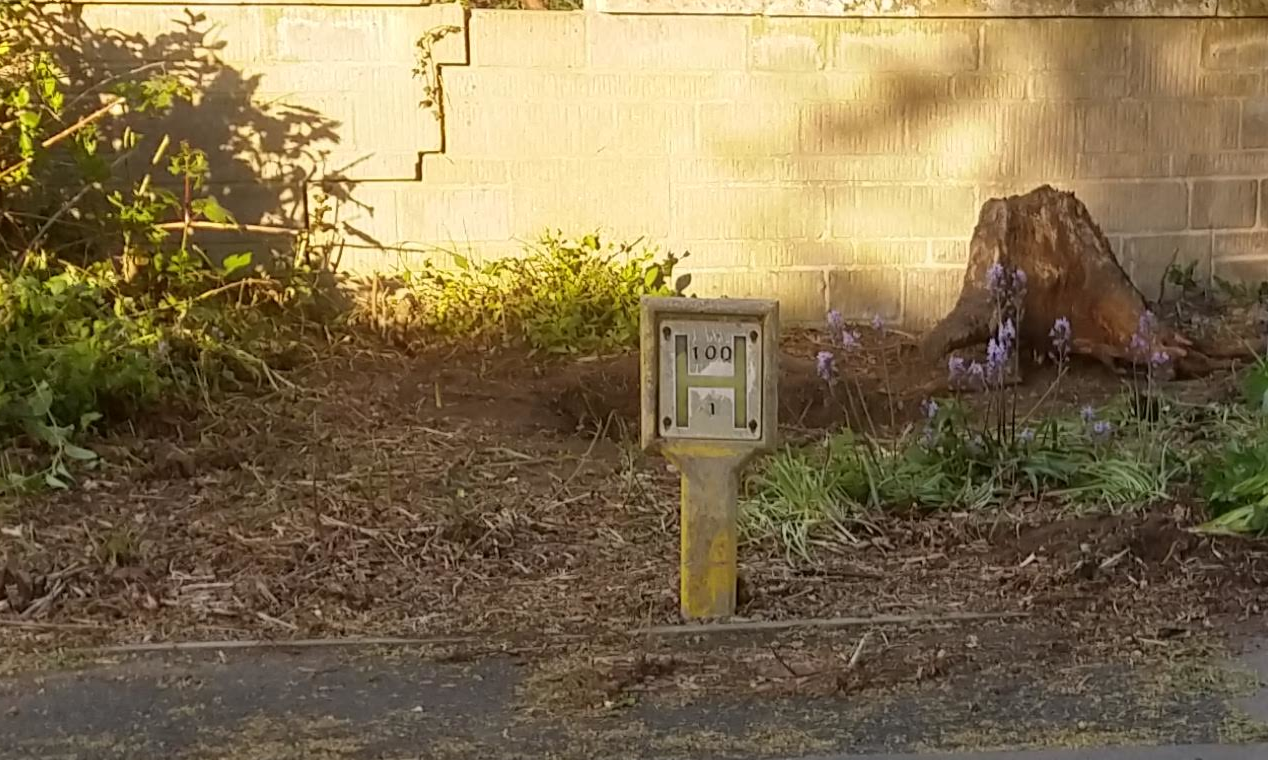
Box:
[840,330,861,351]
[922,398,939,420]
[1081,405,1096,423]
[1130,311,1158,359]
[1050,317,1072,368]
[827,310,844,332]
[987,262,1005,294]
[987,336,1009,380]
[952,357,985,391]
[998,318,1017,347]
[1138,310,1157,337]
[1150,350,1171,367]
[871,313,885,332]
[987,263,1027,307]
[1018,427,1035,444]
[987,338,1006,366]
[1050,317,1071,348]
[816,350,834,382]
[921,427,937,448]
[1092,420,1113,439]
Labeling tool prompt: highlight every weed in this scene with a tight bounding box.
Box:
[1163,259,1203,302]
[413,24,462,118]
[1214,276,1268,306]
[742,434,868,559]
[390,231,689,355]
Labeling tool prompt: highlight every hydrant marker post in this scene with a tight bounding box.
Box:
[639,296,779,620]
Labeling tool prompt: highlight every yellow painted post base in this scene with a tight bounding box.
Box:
[664,443,755,621]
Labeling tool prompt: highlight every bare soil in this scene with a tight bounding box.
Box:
[2,323,1267,704]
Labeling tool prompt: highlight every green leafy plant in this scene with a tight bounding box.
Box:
[1199,429,1268,537]
[414,25,462,118]
[1214,276,1268,306]
[0,3,321,491]
[742,434,868,560]
[1242,358,1268,415]
[745,282,1207,558]
[392,231,690,355]
[1162,259,1202,301]
[742,401,1197,559]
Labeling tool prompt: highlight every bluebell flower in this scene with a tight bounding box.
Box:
[1018,427,1035,444]
[986,337,1009,381]
[1049,317,1071,355]
[1013,269,1028,292]
[987,338,1006,366]
[987,262,1005,294]
[1081,405,1096,422]
[1138,310,1157,336]
[1130,310,1158,359]
[816,351,834,382]
[998,318,1017,348]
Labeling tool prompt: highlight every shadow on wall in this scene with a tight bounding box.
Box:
[18,6,346,265]
[713,18,1208,327]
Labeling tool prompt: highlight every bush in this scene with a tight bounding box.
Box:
[389,231,690,355]
[1,4,319,490]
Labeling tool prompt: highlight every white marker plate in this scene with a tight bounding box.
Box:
[656,319,763,441]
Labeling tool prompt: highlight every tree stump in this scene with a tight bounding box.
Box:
[922,185,1214,377]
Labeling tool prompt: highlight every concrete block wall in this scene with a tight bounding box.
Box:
[73,2,1268,326]
[61,0,467,261]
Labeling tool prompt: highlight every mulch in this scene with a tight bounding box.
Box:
[1,330,1266,700]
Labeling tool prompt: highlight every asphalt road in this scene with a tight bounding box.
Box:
[1,642,1265,760]
[830,747,1268,760]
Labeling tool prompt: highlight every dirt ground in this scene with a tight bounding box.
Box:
[2,321,1267,709]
